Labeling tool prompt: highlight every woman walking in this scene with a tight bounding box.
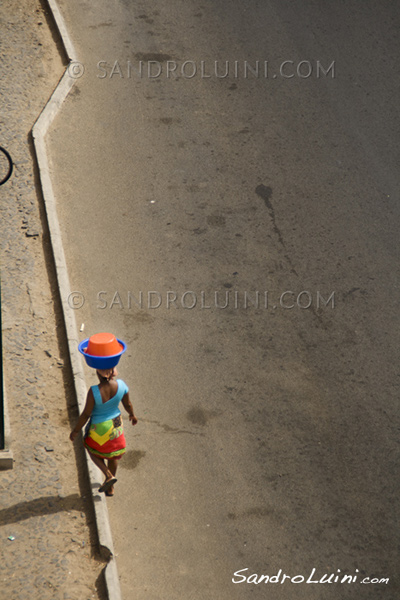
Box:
[70,366,137,496]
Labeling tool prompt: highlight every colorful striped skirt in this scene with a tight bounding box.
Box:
[84,414,126,459]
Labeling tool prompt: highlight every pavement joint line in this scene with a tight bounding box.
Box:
[32,1,122,599]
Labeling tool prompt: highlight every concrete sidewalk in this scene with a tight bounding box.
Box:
[0,1,107,598]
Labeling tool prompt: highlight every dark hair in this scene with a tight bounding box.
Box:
[97,370,113,383]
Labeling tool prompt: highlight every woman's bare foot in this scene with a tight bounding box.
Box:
[105,485,115,497]
[99,477,117,493]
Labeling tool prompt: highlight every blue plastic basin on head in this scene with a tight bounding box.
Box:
[78,338,127,369]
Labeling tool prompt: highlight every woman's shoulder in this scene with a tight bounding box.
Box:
[90,384,101,399]
[116,379,129,393]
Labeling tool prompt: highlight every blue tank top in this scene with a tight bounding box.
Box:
[90,379,129,424]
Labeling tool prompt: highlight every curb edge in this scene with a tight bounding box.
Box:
[31,2,122,599]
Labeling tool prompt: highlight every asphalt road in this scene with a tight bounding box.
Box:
[48,1,399,598]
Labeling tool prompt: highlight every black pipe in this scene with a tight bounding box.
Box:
[0,146,13,186]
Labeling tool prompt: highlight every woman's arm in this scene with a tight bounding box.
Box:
[122,392,138,425]
[69,388,95,441]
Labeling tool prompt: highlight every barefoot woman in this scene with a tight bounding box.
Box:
[70,367,137,495]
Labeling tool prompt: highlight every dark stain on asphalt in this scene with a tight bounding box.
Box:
[138,14,154,24]
[255,184,284,246]
[255,183,272,206]
[342,287,366,300]
[187,406,208,426]
[186,406,222,426]
[256,184,298,276]
[161,423,199,435]
[121,450,146,470]
[88,22,113,29]
[207,215,226,227]
[69,86,81,98]
[140,417,204,436]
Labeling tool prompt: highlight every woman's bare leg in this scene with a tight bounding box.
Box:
[108,458,118,477]
[87,451,113,481]
[106,458,118,495]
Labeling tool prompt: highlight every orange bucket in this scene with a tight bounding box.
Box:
[86,332,123,357]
